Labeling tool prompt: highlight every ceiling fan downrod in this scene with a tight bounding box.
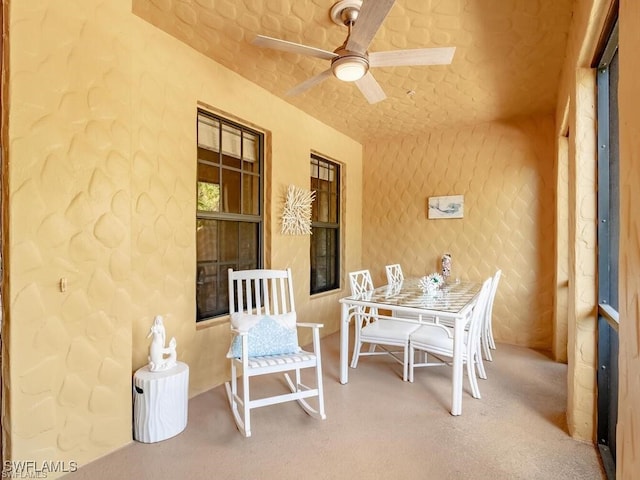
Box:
[330,1,369,82]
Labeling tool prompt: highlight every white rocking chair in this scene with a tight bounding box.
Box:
[224,268,326,437]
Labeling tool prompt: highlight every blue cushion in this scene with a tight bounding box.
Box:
[227,312,300,358]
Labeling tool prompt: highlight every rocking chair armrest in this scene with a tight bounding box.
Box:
[229,327,248,336]
[296,322,324,329]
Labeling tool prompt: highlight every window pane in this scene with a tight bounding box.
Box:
[329,191,338,223]
[197,163,221,213]
[198,147,220,164]
[197,115,220,152]
[197,219,218,263]
[239,222,259,266]
[243,132,258,163]
[243,156,259,175]
[220,221,239,262]
[318,191,329,222]
[242,173,259,215]
[196,219,224,319]
[221,123,242,159]
[221,168,242,213]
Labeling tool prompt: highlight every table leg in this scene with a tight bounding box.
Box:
[340,302,349,384]
[451,316,464,415]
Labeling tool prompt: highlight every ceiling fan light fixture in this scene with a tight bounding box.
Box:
[332,55,369,82]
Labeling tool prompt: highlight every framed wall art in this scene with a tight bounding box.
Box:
[427,195,464,219]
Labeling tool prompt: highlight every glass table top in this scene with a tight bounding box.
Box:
[344,278,482,314]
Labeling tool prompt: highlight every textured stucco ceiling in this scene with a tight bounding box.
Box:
[133,0,573,143]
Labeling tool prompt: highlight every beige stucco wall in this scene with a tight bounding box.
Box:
[566,67,598,442]
[617,1,640,477]
[362,116,556,351]
[554,131,569,363]
[554,0,607,443]
[4,0,362,470]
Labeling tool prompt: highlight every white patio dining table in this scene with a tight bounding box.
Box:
[338,278,482,415]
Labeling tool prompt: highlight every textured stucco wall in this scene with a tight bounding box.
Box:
[362,117,556,350]
[6,0,135,467]
[5,0,362,471]
[566,68,598,441]
[554,0,609,443]
[553,132,569,363]
[617,1,640,477]
[554,133,569,363]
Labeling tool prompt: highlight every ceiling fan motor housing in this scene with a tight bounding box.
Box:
[331,47,369,81]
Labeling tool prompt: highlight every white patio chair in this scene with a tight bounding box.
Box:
[349,269,420,381]
[481,269,502,361]
[385,264,404,284]
[224,268,326,437]
[408,277,492,399]
[385,264,431,324]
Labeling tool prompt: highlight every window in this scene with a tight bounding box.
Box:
[310,154,340,294]
[595,13,619,479]
[196,111,263,321]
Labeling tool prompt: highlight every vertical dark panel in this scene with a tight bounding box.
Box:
[596,17,618,479]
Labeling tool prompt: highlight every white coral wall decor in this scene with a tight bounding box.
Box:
[281,184,315,235]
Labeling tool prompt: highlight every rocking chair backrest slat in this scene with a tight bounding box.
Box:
[245,278,252,312]
[262,277,271,315]
[228,268,295,316]
[269,277,277,315]
[253,277,261,314]
[279,277,287,314]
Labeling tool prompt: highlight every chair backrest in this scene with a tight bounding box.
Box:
[348,269,375,296]
[385,264,404,284]
[466,278,493,350]
[228,268,295,316]
[486,269,501,321]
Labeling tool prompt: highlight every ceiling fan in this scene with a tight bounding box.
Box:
[252,0,456,104]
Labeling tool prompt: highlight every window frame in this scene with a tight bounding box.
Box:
[196,109,264,322]
[309,153,341,295]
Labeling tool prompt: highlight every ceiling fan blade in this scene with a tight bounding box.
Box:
[355,72,386,104]
[253,35,337,61]
[286,69,333,97]
[346,0,395,53]
[369,47,456,67]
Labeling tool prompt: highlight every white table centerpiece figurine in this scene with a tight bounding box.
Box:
[147,315,177,372]
[419,273,445,294]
